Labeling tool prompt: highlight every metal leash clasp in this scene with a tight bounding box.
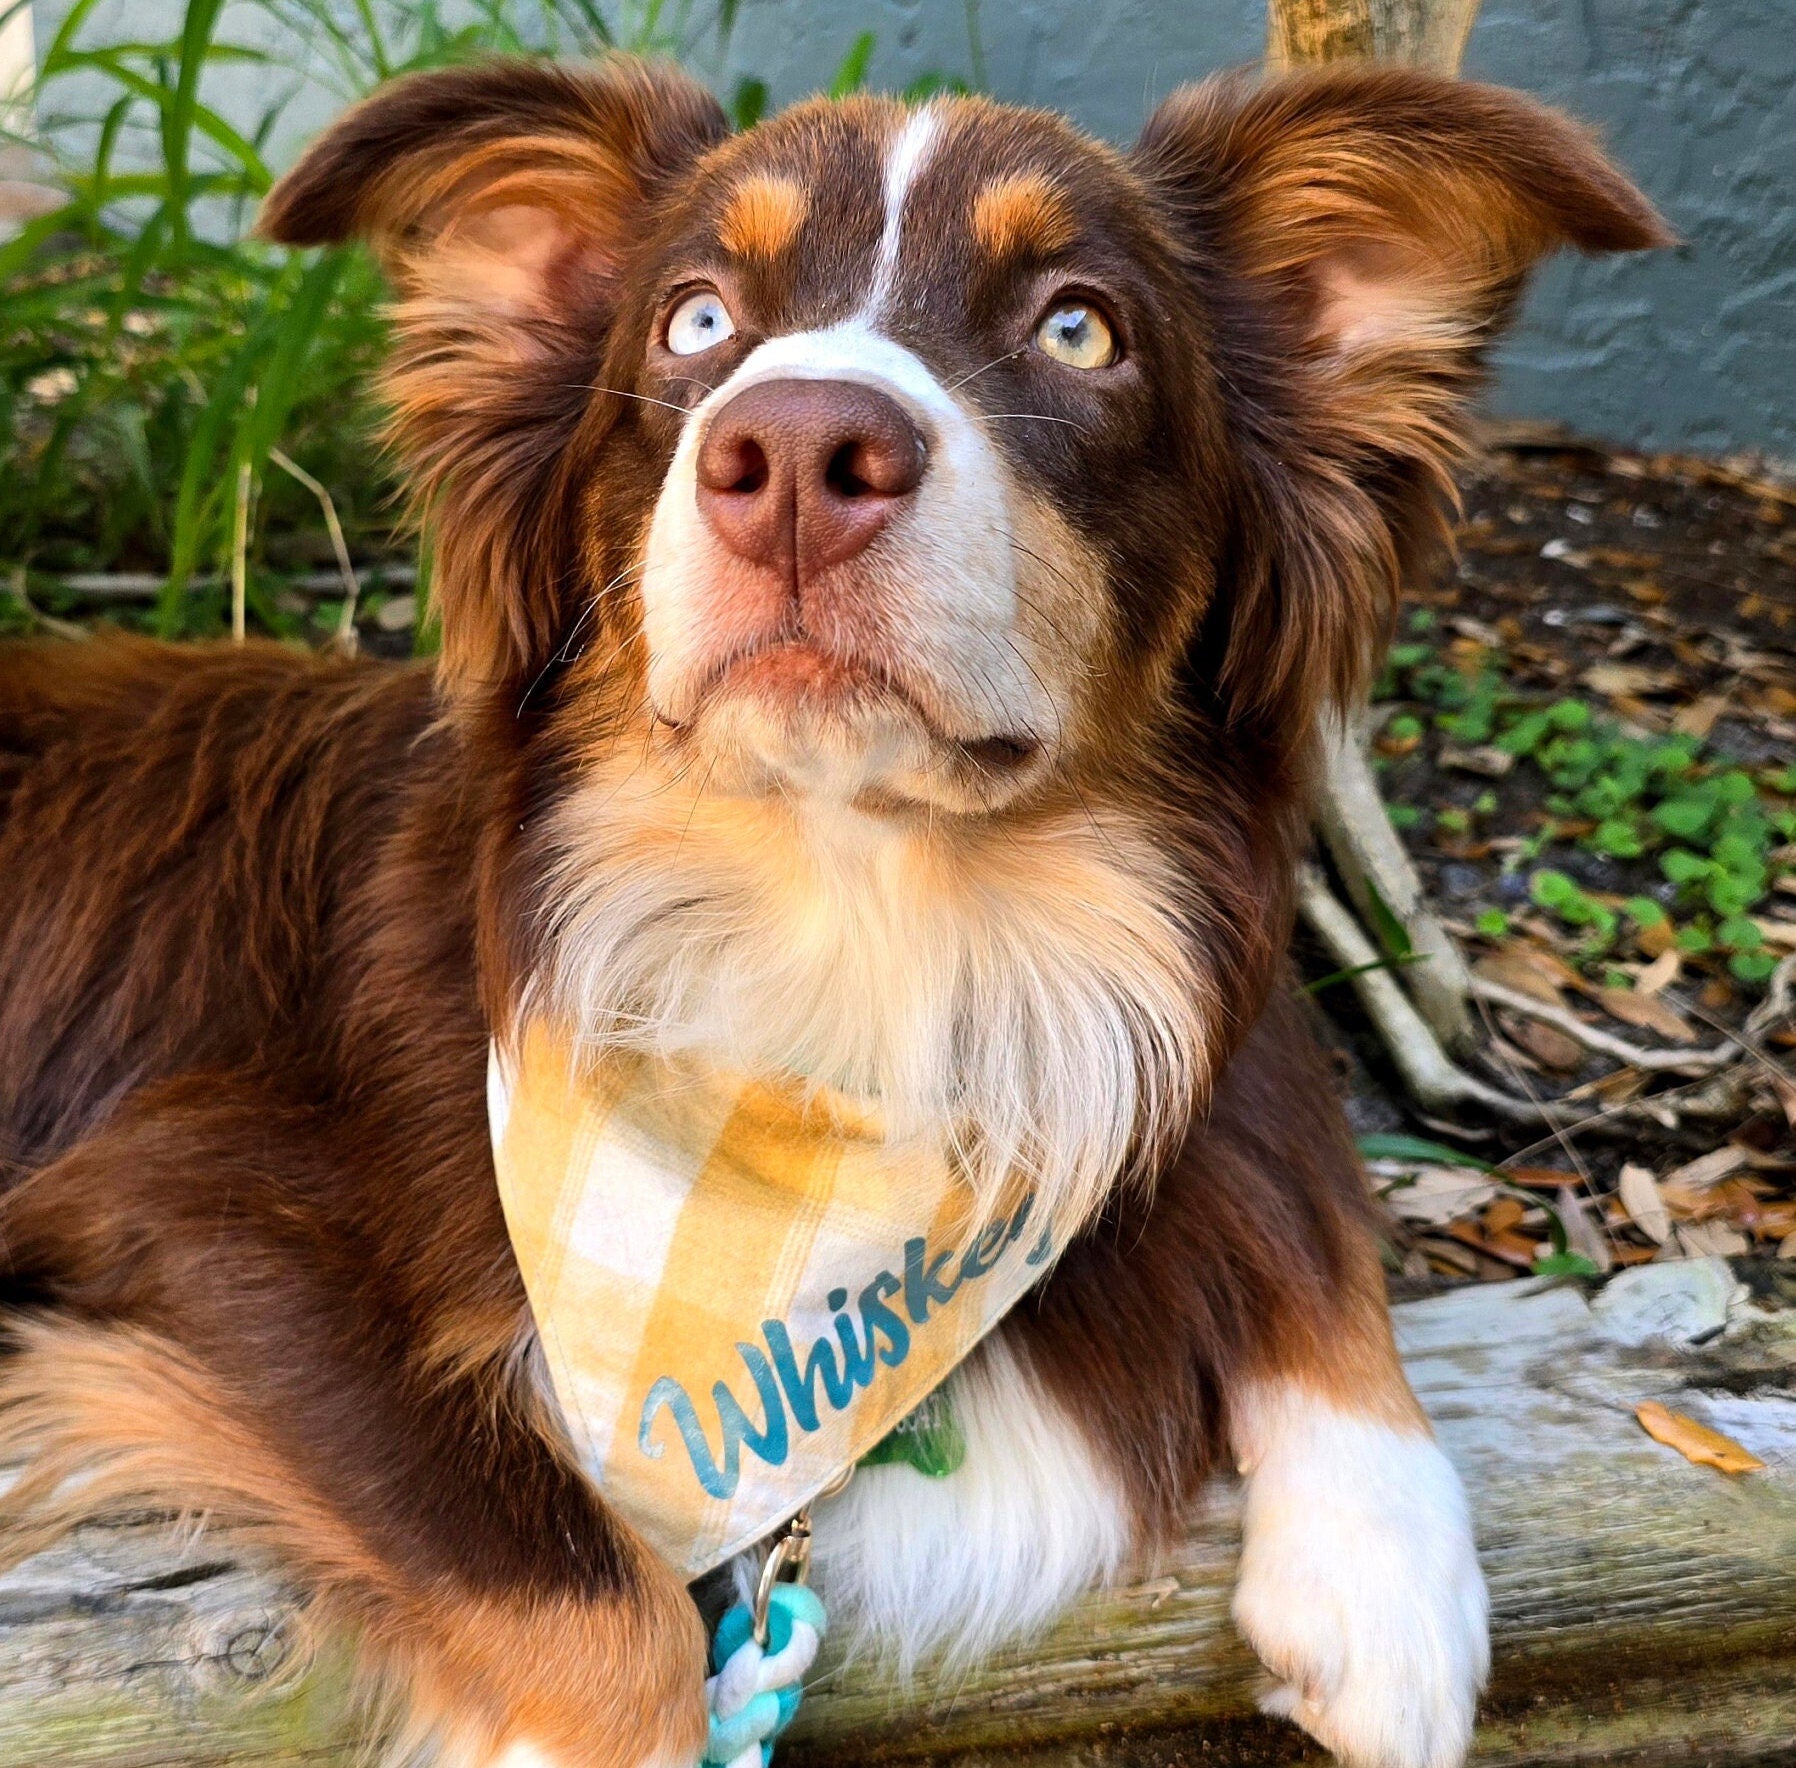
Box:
[751,1509,813,1647]
[751,1466,852,1646]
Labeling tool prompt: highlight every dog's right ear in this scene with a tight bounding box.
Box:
[259,57,728,699]
[260,54,724,338]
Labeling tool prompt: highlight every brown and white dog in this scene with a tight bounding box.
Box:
[0,55,1663,1768]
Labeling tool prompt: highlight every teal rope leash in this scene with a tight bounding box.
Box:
[702,1581,827,1768]
[699,1401,965,1768]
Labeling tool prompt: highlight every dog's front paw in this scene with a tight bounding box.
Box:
[1231,1393,1488,1768]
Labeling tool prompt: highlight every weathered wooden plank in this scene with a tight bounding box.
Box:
[5,1261,1796,1767]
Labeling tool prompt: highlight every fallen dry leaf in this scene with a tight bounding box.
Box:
[1634,1400,1765,1474]
[1635,948,1681,996]
[1379,1167,1498,1227]
[1416,1236,1482,1278]
[1483,1197,1526,1235]
[1583,661,1674,697]
[1438,744,1515,778]
[1775,1074,1796,1134]
[1664,1145,1750,1191]
[1505,1166,1582,1188]
[1449,616,1505,647]
[1506,1014,1586,1072]
[1698,975,1735,1012]
[1474,949,1566,1006]
[1671,693,1731,739]
[1447,1220,1538,1270]
[1618,1163,1671,1244]
[1611,693,1671,732]
[1595,985,1697,1043]
[1557,1186,1614,1273]
[1676,1221,1750,1258]
[1739,1197,1796,1240]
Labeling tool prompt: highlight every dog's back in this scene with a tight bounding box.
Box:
[0,640,438,1186]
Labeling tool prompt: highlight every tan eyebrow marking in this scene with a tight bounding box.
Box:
[718,175,810,260]
[971,173,1077,260]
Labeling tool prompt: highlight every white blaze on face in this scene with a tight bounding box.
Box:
[860,103,943,322]
[637,111,1100,812]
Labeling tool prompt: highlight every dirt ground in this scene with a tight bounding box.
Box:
[1319,431,1796,1289]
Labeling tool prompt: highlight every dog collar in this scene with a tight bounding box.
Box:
[487,1022,1056,1576]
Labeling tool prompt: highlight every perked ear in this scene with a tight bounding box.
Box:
[1135,68,1669,737]
[259,57,728,699]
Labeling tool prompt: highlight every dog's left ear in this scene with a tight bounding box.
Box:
[1136,68,1669,737]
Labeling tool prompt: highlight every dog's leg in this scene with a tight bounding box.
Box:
[1013,993,1486,1768]
[0,1090,705,1768]
[1227,1260,1487,1768]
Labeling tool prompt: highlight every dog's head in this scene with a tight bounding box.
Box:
[263,59,1661,1216]
[263,56,1662,806]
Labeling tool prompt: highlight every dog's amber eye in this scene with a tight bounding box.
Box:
[1033,301,1116,370]
[666,290,737,356]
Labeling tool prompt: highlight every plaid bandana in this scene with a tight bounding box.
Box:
[488,1022,1056,1577]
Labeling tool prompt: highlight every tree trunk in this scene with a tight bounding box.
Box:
[1266,0,1483,72]
[1274,0,1491,1061]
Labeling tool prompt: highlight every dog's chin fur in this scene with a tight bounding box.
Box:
[528,746,1211,1236]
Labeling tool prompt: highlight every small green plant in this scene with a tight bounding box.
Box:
[1377,641,1793,986]
[1529,868,1618,951]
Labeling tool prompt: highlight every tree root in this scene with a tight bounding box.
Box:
[1318,720,1477,1053]
[1297,864,1545,1122]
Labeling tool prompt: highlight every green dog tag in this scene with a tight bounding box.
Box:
[858,1389,965,1478]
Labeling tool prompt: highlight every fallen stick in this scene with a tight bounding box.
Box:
[1469,975,1740,1075]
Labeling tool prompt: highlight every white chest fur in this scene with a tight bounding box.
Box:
[792,1334,1131,1672]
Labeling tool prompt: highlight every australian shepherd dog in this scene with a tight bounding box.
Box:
[0,54,1662,1768]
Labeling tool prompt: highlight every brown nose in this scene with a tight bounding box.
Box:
[695,379,926,580]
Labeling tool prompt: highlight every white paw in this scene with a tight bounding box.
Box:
[1231,1390,1488,1768]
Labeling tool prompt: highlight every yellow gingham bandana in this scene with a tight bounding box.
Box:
[487,1022,1056,1577]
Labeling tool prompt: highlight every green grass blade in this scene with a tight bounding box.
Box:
[38,0,110,75]
[163,0,230,246]
[62,49,274,190]
[243,251,348,466]
[828,31,876,97]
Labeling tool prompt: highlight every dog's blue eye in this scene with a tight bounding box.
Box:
[1034,301,1116,370]
[667,291,737,356]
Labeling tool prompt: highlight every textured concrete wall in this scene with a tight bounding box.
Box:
[720,0,1796,458]
[30,0,1796,456]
